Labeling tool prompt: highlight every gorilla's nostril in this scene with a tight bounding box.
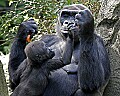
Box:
[64,21,68,24]
[63,20,69,26]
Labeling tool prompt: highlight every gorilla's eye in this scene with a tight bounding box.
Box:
[75,14,82,20]
[79,11,84,16]
[70,12,77,17]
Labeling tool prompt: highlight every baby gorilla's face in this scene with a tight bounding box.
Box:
[25,41,55,63]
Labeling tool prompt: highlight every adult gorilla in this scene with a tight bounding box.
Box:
[8,4,110,96]
[40,4,110,96]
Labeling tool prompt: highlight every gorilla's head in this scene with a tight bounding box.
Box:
[56,4,94,41]
[25,41,55,64]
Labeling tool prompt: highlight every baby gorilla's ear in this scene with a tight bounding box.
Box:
[25,41,55,63]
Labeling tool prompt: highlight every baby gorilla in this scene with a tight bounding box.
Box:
[11,40,73,96]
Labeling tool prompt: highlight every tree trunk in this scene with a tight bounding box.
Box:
[0,61,8,96]
[96,0,120,96]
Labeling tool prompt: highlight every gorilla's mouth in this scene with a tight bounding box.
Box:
[61,25,69,33]
[61,24,80,33]
[62,30,69,34]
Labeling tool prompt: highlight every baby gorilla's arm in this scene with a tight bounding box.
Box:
[44,59,64,71]
[44,37,73,71]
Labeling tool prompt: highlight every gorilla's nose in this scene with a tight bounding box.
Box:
[63,20,69,26]
[68,20,75,25]
[64,20,69,24]
[63,20,75,27]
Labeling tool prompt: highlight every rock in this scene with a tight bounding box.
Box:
[0,61,8,96]
[96,0,120,96]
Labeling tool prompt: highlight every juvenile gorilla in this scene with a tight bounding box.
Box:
[11,39,73,96]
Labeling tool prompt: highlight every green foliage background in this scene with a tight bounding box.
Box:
[0,0,100,54]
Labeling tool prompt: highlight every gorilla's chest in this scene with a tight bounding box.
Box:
[71,44,80,64]
[62,44,80,74]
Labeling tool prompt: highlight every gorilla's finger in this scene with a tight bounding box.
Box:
[30,24,38,30]
[75,14,82,20]
[29,28,36,33]
[30,24,38,34]
[27,21,36,24]
[67,24,75,31]
[28,18,34,21]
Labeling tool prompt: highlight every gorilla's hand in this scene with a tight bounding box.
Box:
[67,21,80,41]
[17,18,38,42]
[67,13,84,40]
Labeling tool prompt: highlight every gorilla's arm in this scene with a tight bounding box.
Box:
[45,37,73,71]
[12,59,27,87]
[8,19,38,77]
[8,39,26,79]
[44,59,64,71]
[78,35,111,93]
[8,19,38,90]
[62,37,73,64]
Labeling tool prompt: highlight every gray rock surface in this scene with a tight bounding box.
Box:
[0,61,8,96]
[96,0,120,95]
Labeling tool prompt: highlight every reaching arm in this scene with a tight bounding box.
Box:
[44,58,64,71]
[8,19,38,78]
[44,37,73,71]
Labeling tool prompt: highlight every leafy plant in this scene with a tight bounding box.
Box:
[0,0,100,54]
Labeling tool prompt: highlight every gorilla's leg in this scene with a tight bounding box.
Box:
[43,69,78,96]
[74,89,102,96]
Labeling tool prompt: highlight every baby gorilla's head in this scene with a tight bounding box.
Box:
[25,41,55,64]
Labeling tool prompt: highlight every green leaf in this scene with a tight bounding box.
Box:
[0,0,6,7]
[67,0,71,5]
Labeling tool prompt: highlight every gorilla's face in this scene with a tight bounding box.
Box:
[41,43,55,60]
[58,5,94,41]
[60,10,77,38]
[25,41,55,64]
[60,9,94,37]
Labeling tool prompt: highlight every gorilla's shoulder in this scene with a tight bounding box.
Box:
[40,34,62,47]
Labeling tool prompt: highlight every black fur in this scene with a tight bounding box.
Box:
[11,39,73,96]
[8,19,38,90]
[9,4,110,96]
[42,4,110,96]
[73,9,111,93]
[78,35,110,92]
